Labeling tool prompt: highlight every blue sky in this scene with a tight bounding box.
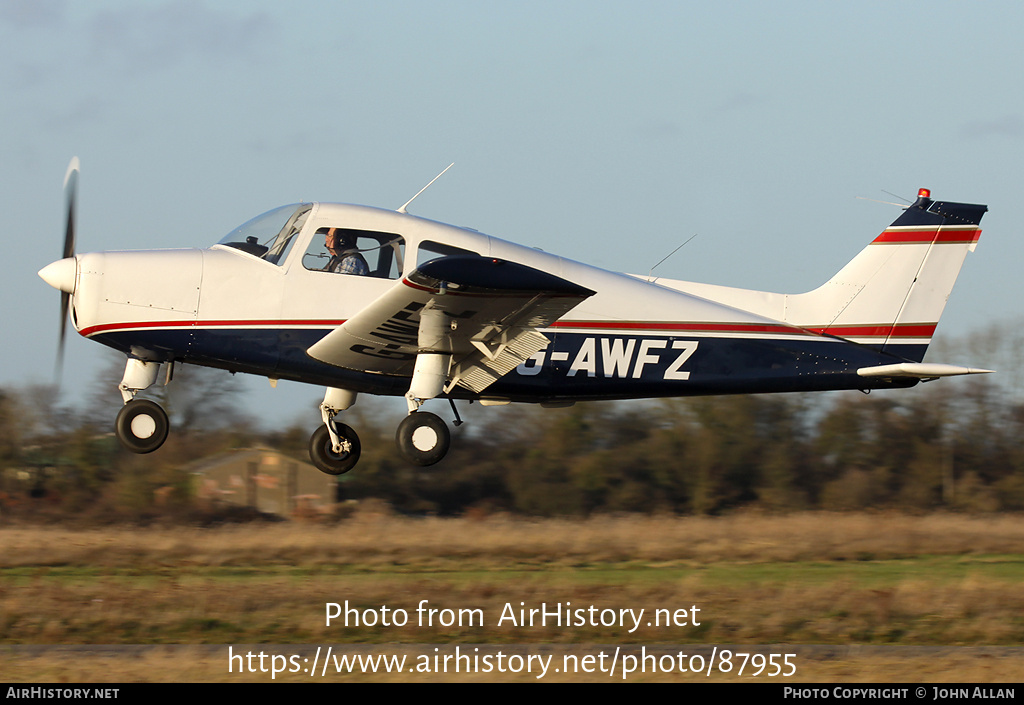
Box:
[3,1,1022,426]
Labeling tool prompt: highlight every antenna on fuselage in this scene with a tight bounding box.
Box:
[856,190,912,210]
[647,233,697,282]
[397,163,454,214]
[855,196,908,209]
[882,189,911,204]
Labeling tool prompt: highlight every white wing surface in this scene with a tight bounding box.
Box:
[306,255,595,393]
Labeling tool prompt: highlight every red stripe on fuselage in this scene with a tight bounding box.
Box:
[808,323,937,338]
[550,320,809,335]
[82,319,936,341]
[552,320,935,339]
[80,319,347,337]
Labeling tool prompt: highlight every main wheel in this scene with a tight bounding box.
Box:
[395,412,450,466]
[115,399,169,454]
[309,423,361,475]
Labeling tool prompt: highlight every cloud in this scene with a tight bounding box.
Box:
[40,94,108,132]
[960,114,1024,140]
[716,91,768,114]
[636,120,681,140]
[88,0,273,73]
[0,0,66,29]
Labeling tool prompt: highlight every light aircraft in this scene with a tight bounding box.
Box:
[39,159,991,474]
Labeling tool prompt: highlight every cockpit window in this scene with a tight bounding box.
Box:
[217,204,312,265]
[303,228,405,279]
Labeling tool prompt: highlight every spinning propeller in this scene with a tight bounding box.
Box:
[38,157,80,383]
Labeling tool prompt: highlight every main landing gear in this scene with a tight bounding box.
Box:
[394,348,455,467]
[309,423,361,475]
[395,411,450,466]
[308,403,455,475]
[309,354,460,475]
[308,388,362,475]
[307,400,454,475]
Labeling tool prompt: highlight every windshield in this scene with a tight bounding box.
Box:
[217,203,312,264]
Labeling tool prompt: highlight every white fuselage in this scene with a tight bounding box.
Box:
[59,200,970,401]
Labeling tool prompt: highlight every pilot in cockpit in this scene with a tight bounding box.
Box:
[324,228,369,276]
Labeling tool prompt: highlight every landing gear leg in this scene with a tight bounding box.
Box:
[395,351,452,466]
[310,388,360,475]
[114,357,170,454]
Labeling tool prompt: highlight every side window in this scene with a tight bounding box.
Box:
[303,228,405,279]
[416,240,478,268]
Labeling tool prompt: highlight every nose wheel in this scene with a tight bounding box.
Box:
[114,399,169,454]
[309,423,361,475]
[396,412,450,466]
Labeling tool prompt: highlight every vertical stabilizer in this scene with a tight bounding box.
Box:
[788,189,986,361]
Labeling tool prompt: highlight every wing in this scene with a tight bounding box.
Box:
[306,255,595,393]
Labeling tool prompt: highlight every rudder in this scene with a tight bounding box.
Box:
[790,189,986,362]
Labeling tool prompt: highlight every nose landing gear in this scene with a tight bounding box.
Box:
[114,398,169,454]
[113,357,170,454]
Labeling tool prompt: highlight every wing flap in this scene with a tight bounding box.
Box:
[451,328,551,393]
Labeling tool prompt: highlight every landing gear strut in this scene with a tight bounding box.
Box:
[114,357,170,454]
[394,340,454,466]
[309,339,461,474]
[310,387,361,475]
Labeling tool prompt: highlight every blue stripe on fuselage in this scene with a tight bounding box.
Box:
[89,327,924,400]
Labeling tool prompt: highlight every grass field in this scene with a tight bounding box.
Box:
[2,511,1023,682]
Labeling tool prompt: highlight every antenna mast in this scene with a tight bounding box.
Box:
[647,234,697,282]
[398,163,454,214]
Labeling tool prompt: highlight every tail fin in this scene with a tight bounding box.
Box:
[790,189,986,361]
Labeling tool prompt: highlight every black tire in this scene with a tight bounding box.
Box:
[309,423,361,475]
[115,399,169,454]
[395,412,450,466]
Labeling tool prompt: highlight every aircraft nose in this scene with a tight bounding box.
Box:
[39,257,77,294]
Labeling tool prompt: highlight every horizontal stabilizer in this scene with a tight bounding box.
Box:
[857,363,994,379]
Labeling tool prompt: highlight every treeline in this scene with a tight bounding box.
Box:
[338,377,1024,516]
[3,324,1024,519]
